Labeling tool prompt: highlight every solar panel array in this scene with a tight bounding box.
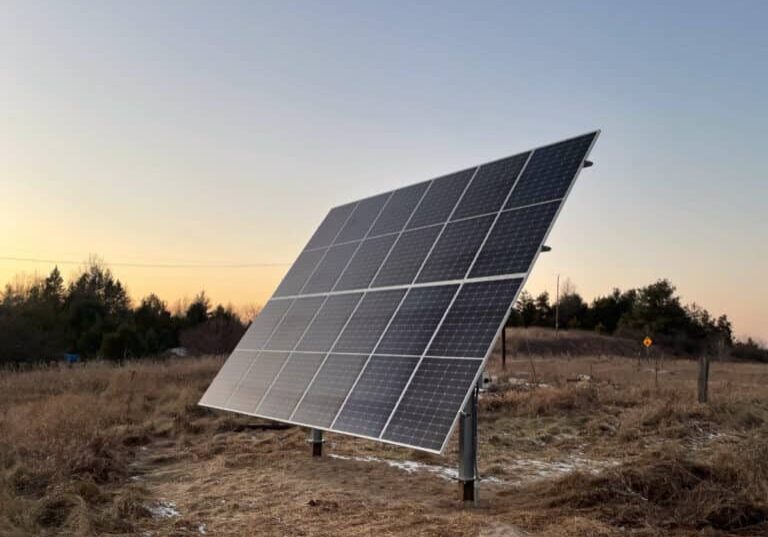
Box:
[200,131,600,453]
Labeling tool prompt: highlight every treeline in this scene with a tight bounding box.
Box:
[0,261,246,364]
[2,263,766,364]
[507,279,765,359]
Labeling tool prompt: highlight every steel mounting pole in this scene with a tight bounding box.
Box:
[309,428,324,457]
[458,379,479,505]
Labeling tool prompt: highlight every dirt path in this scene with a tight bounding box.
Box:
[129,427,542,537]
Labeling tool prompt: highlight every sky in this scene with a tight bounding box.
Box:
[1,1,766,341]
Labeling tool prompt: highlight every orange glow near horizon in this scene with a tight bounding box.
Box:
[2,2,766,343]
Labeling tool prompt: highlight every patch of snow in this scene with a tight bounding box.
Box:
[505,454,619,483]
[480,522,528,537]
[506,377,551,389]
[329,454,502,484]
[198,523,207,535]
[147,500,181,519]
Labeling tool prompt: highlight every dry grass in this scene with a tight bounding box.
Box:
[1,346,767,536]
[0,357,239,536]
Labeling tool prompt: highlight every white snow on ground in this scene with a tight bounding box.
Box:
[330,454,503,483]
[505,377,551,389]
[504,454,619,484]
[146,500,181,519]
[197,523,207,534]
[330,452,617,485]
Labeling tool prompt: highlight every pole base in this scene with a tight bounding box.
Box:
[308,428,324,457]
[460,480,478,505]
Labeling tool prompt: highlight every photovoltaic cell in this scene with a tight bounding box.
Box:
[407,168,475,229]
[372,225,441,287]
[382,358,482,451]
[226,351,290,412]
[295,293,363,352]
[333,234,397,291]
[273,248,325,297]
[264,296,325,351]
[505,133,595,209]
[334,193,390,244]
[236,299,293,350]
[334,355,419,438]
[416,214,494,283]
[332,289,407,353]
[469,201,560,278]
[369,182,429,237]
[201,131,599,453]
[256,352,325,420]
[199,350,258,407]
[291,354,368,427]
[427,279,523,358]
[452,152,530,220]
[304,202,356,250]
[301,241,359,294]
[375,285,458,356]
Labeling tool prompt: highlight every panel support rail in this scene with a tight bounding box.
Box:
[458,378,480,505]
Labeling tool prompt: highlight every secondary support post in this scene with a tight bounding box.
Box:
[309,428,324,457]
[458,380,479,505]
[501,326,507,370]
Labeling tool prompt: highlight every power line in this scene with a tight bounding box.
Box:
[0,256,290,269]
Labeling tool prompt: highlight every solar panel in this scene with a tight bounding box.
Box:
[201,131,600,453]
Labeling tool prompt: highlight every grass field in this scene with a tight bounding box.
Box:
[1,330,767,536]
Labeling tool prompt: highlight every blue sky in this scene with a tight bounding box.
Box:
[2,1,766,340]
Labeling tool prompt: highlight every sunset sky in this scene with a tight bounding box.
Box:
[2,1,766,341]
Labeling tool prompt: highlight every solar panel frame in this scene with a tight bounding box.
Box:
[200,130,601,454]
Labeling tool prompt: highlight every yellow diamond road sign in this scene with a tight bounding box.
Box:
[643,337,653,348]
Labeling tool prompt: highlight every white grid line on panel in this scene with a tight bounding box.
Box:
[331,180,433,291]
[408,167,481,285]
[463,151,535,279]
[304,208,510,253]
[324,286,412,427]
[297,195,366,295]
[317,191,393,297]
[207,130,601,454]
[435,130,601,454]
[199,400,444,455]
[326,177,448,429]
[375,165,482,439]
[245,294,332,414]
[283,191,399,421]
[498,197,564,214]
[235,349,483,362]
[254,288,365,419]
[267,272,527,301]
[280,201,359,294]
[285,290,370,422]
[302,129,598,252]
[221,300,298,408]
[377,281,466,439]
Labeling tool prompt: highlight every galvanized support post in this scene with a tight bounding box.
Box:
[309,428,324,457]
[458,380,479,505]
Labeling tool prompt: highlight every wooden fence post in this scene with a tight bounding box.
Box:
[698,355,710,403]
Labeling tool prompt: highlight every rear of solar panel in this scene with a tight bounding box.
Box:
[201,131,600,453]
